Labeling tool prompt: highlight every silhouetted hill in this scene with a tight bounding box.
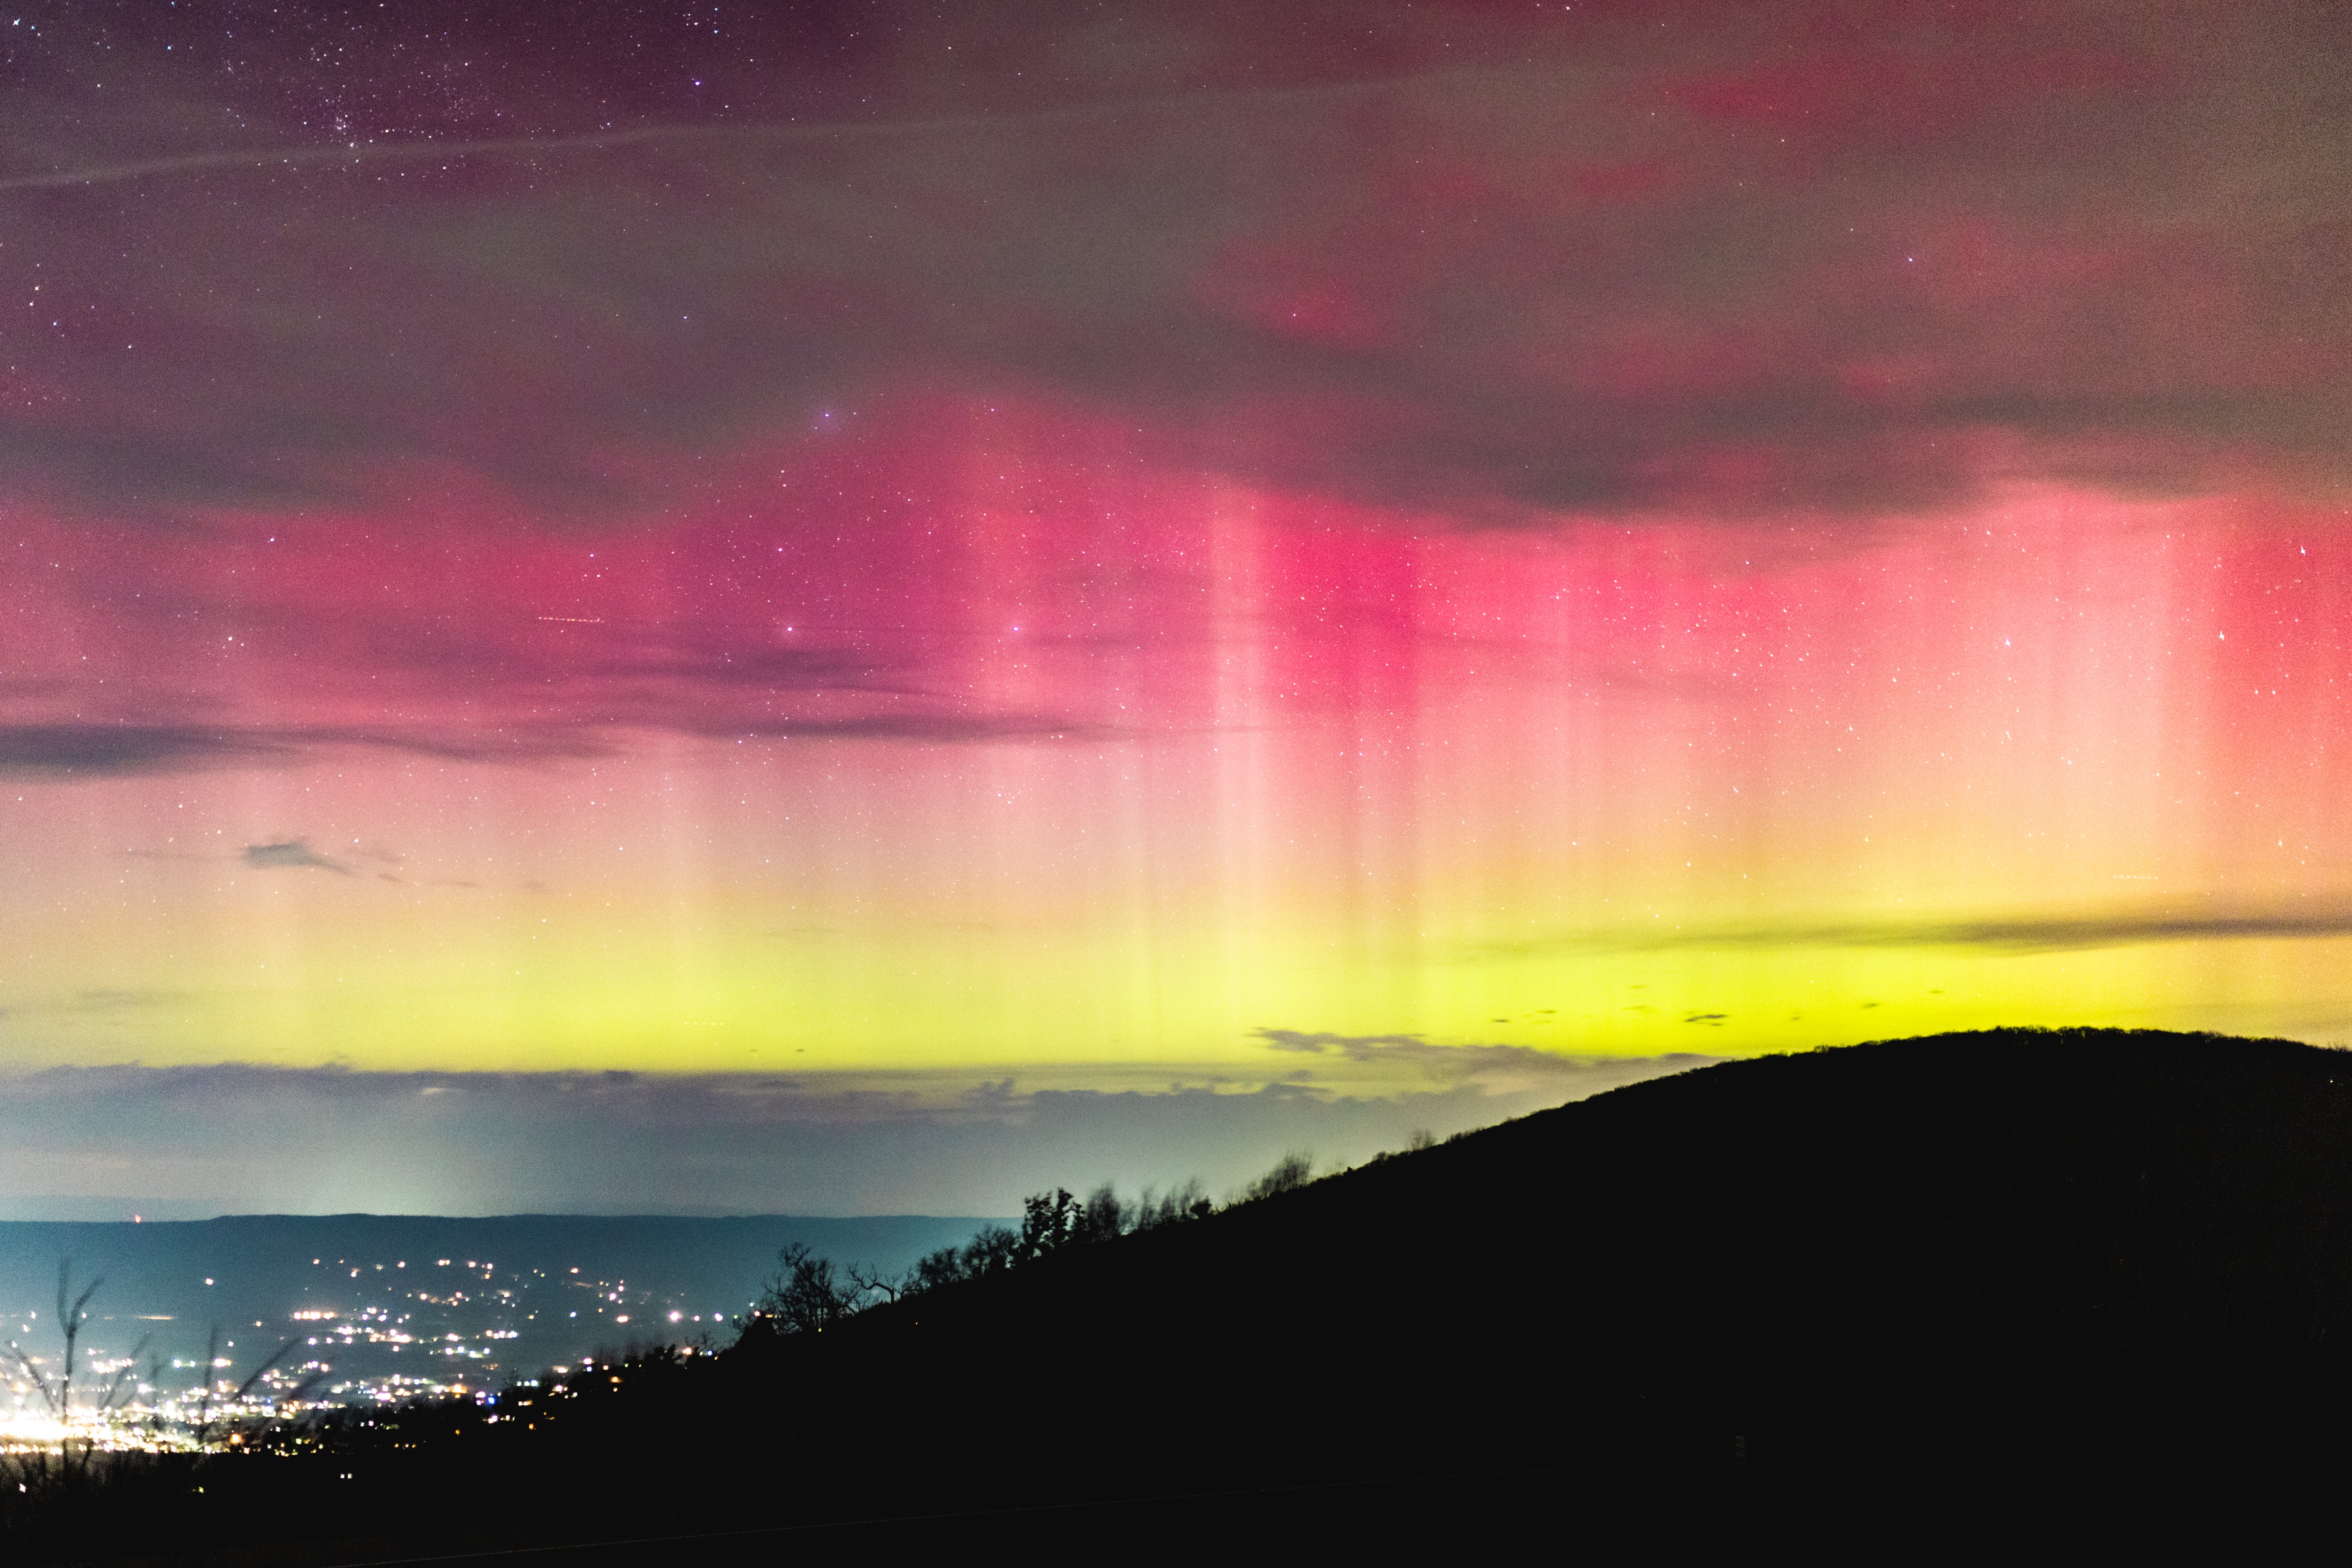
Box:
[736,1027,2352,1499]
[22,1028,2352,1559]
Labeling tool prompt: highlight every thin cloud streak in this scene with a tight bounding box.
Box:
[0,71,1425,193]
[240,840,355,875]
[0,713,1102,780]
[1254,1028,1712,1084]
[0,721,603,777]
[1472,908,2352,960]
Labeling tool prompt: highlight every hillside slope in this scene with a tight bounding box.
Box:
[735,1027,2352,1490]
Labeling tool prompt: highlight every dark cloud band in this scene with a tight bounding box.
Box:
[1475,908,2352,960]
[0,713,1092,779]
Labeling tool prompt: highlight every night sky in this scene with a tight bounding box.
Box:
[4,1,2350,1215]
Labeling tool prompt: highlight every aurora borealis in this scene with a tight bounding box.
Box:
[4,1,2350,1213]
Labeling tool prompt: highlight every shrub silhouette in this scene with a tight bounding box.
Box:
[1238,1150,1314,1202]
[792,1175,1225,1314]
[1131,1178,1214,1230]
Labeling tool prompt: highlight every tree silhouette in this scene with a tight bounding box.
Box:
[1017,1188,1080,1259]
[1132,1179,1214,1231]
[1240,1152,1314,1203]
[750,1243,864,1334]
[832,1176,1224,1310]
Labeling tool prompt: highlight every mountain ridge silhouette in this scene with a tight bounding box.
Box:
[757,1027,2352,1487]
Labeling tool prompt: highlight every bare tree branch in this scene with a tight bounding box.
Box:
[96,1333,152,1413]
[8,1342,58,1414]
[846,1263,905,1304]
[232,1337,305,1405]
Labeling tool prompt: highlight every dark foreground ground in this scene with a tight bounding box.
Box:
[31,1027,2352,1561]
